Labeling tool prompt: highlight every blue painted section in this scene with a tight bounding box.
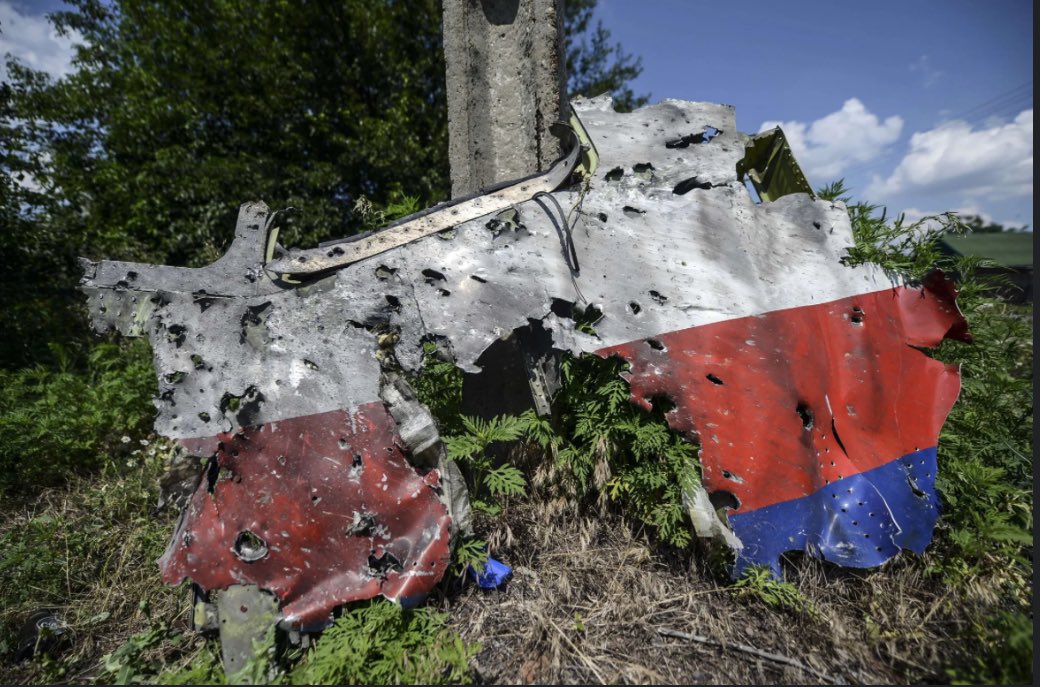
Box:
[730,447,940,576]
[397,594,426,610]
[470,556,512,589]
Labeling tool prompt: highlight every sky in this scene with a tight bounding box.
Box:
[594,0,1033,229]
[1,0,1033,229]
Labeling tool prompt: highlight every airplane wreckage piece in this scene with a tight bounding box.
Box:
[81,97,969,634]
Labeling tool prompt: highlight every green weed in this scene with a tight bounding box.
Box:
[452,538,491,577]
[550,354,700,549]
[411,340,465,436]
[352,193,422,231]
[99,600,477,685]
[289,601,477,685]
[443,413,531,516]
[732,565,815,616]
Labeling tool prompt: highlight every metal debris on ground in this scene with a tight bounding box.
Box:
[80,96,967,638]
[470,557,513,590]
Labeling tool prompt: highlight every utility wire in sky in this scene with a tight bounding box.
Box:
[944,80,1032,124]
[844,81,1032,180]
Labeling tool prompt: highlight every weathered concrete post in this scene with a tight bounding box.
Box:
[442,0,568,416]
[443,0,566,197]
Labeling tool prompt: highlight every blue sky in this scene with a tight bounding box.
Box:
[595,0,1033,228]
[2,0,1033,228]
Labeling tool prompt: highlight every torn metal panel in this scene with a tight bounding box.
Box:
[81,95,968,628]
[736,127,815,202]
[160,403,451,630]
[214,585,280,681]
[600,271,969,572]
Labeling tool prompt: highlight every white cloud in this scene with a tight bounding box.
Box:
[909,55,943,88]
[866,110,1033,201]
[899,205,1030,231]
[0,2,81,80]
[900,205,991,224]
[759,98,903,182]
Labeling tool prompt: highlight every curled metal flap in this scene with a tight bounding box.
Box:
[737,127,814,202]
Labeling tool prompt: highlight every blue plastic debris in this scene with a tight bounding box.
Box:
[469,556,512,589]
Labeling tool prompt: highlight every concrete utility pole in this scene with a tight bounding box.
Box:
[443,0,566,198]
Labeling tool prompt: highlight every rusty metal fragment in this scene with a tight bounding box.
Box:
[81,97,968,629]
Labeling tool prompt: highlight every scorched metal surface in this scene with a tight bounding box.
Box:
[159,404,451,629]
[80,96,970,630]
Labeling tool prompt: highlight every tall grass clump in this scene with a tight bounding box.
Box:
[821,180,1032,684]
[0,339,156,493]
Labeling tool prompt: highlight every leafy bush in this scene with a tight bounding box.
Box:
[101,601,477,685]
[550,354,700,548]
[822,180,1032,683]
[0,339,156,492]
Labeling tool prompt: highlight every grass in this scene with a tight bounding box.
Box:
[0,438,185,684]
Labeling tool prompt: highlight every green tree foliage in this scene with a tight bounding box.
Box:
[9,0,449,265]
[564,0,648,111]
[0,74,93,367]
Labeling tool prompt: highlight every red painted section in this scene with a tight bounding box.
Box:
[598,274,969,515]
[159,402,451,629]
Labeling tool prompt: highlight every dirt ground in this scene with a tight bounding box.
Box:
[442,496,973,685]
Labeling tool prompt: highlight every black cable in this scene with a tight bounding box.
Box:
[533,191,580,275]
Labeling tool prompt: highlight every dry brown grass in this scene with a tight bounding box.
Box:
[442,492,995,685]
